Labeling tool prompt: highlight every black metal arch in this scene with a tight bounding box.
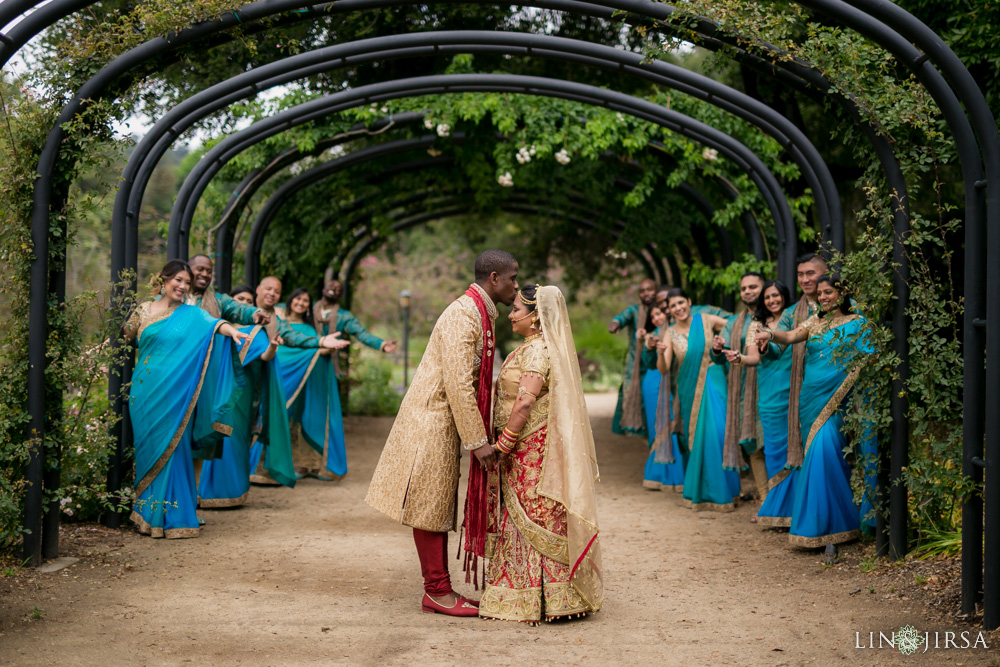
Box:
[144,32,840,261]
[172,74,796,289]
[333,194,664,308]
[335,195,676,309]
[313,182,728,307]
[209,118,759,293]
[241,133,743,288]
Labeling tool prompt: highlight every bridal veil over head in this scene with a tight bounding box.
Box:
[535,285,603,610]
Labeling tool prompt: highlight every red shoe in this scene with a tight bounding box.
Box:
[458,595,480,608]
[421,593,479,617]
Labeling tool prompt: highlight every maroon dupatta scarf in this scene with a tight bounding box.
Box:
[461,284,495,587]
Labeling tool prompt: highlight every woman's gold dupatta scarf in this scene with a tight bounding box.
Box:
[535,286,604,611]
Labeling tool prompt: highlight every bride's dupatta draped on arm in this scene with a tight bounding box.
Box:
[535,286,603,611]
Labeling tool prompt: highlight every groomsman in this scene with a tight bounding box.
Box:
[187,254,270,325]
[608,278,657,438]
[711,272,768,500]
[313,279,397,379]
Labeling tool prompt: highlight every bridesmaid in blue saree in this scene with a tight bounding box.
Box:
[641,305,685,491]
[756,274,877,561]
[278,288,350,481]
[660,288,740,511]
[730,279,795,526]
[125,260,248,538]
[198,321,289,506]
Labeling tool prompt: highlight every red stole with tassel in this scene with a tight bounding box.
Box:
[461,285,495,587]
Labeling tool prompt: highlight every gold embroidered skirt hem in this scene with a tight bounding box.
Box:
[789,528,861,548]
[682,498,737,512]
[198,491,249,509]
[643,480,683,492]
[757,515,791,528]
[130,511,200,539]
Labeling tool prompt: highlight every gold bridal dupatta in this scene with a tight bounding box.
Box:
[536,286,604,611]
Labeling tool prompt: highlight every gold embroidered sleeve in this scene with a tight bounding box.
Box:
[438,303,490,452]
[519,339,549,380]
[800,314,824,338]
[123,302,148,342]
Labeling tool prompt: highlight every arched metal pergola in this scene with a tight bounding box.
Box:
[8,0,999,628]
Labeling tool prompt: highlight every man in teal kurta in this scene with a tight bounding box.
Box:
[312,280,397,378]
[608,278,657,437]
[257,276,343,349]
[187,254,270,326]
[710,272,767,499]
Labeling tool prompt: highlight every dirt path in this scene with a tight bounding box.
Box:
[1,394,996,666]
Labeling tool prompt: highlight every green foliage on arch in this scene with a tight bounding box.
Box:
[0,0,981,554]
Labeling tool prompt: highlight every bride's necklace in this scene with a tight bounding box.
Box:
[523,333,543,343]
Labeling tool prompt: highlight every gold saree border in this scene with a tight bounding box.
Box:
[239,325,264,365]
[789,528,861,548]
[768,468,791,490]
[757,515,791,527]
[249,435,281,485]
[198,491,249,508]
[684,316,714,455]
[130,510,200,539]
[682,498,737,513]
[642,479,683,492]
[135,320,223,498]
[804,366,861,453]
[500,477,569,565]
[285,350,322,408]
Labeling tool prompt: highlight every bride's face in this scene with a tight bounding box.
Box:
[508,294,536,337]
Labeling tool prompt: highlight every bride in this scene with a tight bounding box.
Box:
[479,284,603,624]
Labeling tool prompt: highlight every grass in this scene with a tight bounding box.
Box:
[859,554,880,573]
[30,606,42,621]
[912,528,962,560]
[915,575,928,586]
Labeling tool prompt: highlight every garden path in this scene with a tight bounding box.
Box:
[0,394,994,665]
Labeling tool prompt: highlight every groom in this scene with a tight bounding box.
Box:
[365,250,518,616]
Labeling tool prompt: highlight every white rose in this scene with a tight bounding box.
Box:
[702,147,719,162]
[436,124,451,137]
[555,149,571,165]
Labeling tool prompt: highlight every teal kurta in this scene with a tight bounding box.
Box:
[278,321,348,477]
[188,290,260,325]
[611,303,646,438]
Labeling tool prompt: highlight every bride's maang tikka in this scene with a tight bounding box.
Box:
[518,285,540,306]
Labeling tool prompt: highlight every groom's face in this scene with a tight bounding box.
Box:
[493,263,520,307]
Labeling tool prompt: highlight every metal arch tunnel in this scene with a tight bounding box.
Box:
[300,184,732,308]
[237,135,741,292]
[209,123,759,294]
[13,0,999,626]
[149,31,841,259]
[171,75,796,286]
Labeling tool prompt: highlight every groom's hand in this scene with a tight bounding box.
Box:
[473,442,497,468]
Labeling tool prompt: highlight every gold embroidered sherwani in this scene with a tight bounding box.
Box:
[365,285,497,532]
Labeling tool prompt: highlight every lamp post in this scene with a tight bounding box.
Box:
[400,290,411,390]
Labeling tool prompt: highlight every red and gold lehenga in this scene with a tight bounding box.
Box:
[479,287,603,624]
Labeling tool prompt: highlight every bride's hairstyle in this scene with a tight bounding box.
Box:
[517,284,538,312]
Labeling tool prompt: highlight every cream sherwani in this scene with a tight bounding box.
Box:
[365,284,497,532]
